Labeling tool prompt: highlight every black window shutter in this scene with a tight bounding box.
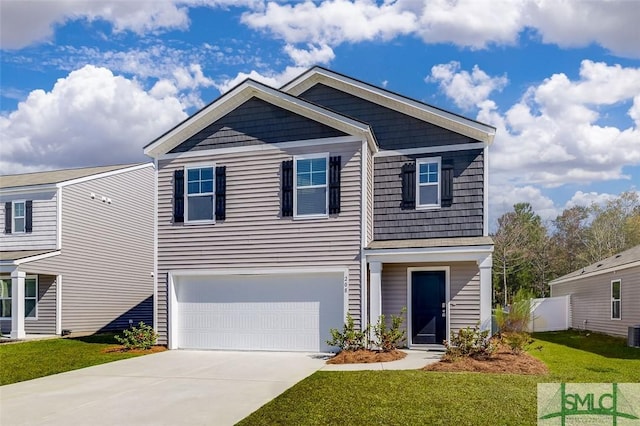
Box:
[174,169,184,223]
[281,160,294,217]
[329,156,341,214]
[401,163,416,210]
[25,200,33,233]
[215,166,226,221]
[4,202,11,234]
[441,160,454,206]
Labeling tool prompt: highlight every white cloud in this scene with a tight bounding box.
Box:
[436,60,640,189]
[283,43,335,67]
[213,66,306,93]
[0,65,187,173]
[428,61,508,110]
[564,191,618,209]
[241,0,640,58]
[0,0,262,50]
[489,184,558,224]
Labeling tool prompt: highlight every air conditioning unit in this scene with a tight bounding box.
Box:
[629,325,640,348]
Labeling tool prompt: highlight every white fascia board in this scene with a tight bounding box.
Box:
[548,260,640,286]
[158,135,363,161]
[375,142,486,158]
[0,183,58,196]
[282,68,496,145]
[57,163,154,188]
[364,245,494,264]
[144,80,377,158]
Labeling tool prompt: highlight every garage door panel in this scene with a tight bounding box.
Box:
[175,273,344,352]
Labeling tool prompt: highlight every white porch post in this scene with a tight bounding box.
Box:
[10,270,26,339]
[369,261,382,326]
[478,254,493,333]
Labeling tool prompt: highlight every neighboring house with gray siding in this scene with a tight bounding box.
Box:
[0,163,154,338]
[144,67,495,352]
[550,245,640,337]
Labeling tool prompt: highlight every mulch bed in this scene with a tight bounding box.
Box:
[423,346,548,375]
[102,345,167,354]
[326,349,407,364]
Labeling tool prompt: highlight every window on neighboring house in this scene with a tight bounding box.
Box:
[0,276,37,318]
[295,154,328,217]
[13,201,25,233]
[611,279,621,320]
[4,200,32,234]
[416,158,441,208]
[185,165,214,222]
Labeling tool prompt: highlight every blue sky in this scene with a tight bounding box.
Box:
[1,0,639,225]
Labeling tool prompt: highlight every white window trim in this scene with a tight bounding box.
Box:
[416,157,441,210]
[293,153,329,220]
[184,163,216,225]
[12,200,26,233]
[611,279,621,320]
[0,275,38,320]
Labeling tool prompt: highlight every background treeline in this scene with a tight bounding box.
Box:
[492,191,640,305]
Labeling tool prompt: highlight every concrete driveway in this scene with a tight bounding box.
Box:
[0,350,327,426]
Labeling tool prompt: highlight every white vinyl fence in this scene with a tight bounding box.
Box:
[529,295,571,332]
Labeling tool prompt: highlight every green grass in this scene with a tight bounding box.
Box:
[0,333,150,385]
[238,330,640,426]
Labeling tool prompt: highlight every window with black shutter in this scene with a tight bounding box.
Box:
[329,156,341,214]
[173,169,184,223]
[281,160,294,217]
[401,163,416,210]
[215,166,226,221]
[4,202,11,234]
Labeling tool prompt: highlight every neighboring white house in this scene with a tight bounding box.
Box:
[0,163,154,338]
[550,245,640,337]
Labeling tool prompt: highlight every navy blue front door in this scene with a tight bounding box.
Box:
[411,271,446,345]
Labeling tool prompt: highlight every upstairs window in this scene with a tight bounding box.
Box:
[416,158,441,208]
[13,201,25,233]
[295,154,328,218]
[4,200,32,234]
[611,279,621,320]
[186,165,214,222]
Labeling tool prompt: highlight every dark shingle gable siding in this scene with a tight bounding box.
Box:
[299,84,477,150]
[374,150,484,240]
[170,97,346,153]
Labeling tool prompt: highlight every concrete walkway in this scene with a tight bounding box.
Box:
[320,349,442,371]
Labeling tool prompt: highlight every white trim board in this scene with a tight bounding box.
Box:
[374,142,486,158]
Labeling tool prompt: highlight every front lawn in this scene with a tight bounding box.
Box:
[238,330,640,425]
[0,334,156,385]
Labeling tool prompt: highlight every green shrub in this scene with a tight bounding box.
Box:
[502,332,532,354]
[326,313,369,351]
[373,308,407,352]
[444,325,495,360]
[115,321,157,350]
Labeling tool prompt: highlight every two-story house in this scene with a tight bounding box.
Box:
[144,67,495,352]
[0,163,154,339]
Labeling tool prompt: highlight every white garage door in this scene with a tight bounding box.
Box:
[175,272,345,352]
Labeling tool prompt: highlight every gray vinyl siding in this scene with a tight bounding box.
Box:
[156,141,363,344]
[22,166,154,333]
[299,84,478,150]
[0,191,57,250]
[381,262,480,338]
[551,266,640,337]
[0,274,56,334]
[374,150,484,240]
[169,97,346,153]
